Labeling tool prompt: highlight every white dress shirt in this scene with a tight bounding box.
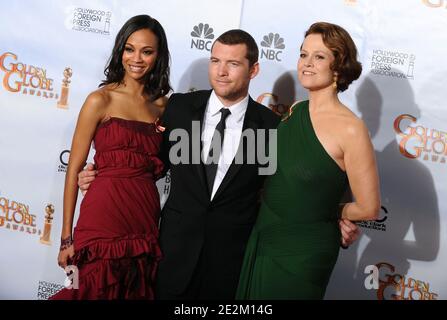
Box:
[201,91,249,200]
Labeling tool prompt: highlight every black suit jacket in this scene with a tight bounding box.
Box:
[156,90,280,298]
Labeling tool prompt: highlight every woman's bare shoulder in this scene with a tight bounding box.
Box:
[335,104,369,139]
[80,87,114,120]
[152,95,169,117]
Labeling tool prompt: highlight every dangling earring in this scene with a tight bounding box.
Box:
[332,73,338,90]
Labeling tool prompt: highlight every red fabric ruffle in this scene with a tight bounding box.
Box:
[50,234,162,300]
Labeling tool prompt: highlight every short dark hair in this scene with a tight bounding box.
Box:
[100,15,171,101]
[212,29,259,67]
[304,22,362,92]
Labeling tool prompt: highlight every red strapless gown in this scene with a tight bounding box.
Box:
[50,117,164,300]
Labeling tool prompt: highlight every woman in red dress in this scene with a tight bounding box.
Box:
[50,14,171,299]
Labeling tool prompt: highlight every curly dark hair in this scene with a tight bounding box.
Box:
[100,15,171,101]
[304,22,362,92]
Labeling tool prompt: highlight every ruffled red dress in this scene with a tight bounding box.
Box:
[50,117,164,300]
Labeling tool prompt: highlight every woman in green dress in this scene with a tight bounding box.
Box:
[236,22,380,299]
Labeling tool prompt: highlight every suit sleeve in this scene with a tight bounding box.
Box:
[158,94,177,179]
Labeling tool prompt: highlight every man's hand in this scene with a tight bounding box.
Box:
[78,163,97,196]
[339,218,361,248]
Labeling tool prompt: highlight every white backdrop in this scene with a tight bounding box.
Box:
[0,0,445,300]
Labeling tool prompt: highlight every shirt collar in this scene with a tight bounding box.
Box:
[208,90,249,123]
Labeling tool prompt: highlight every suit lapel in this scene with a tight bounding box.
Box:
[212,96,262,202]
[191,90,212,198]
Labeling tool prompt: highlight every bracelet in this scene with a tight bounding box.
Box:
[60,235,74,251]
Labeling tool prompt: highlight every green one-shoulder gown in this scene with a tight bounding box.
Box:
[236,100,348,300]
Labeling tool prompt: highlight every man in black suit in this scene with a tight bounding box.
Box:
[78,29,360,300]
[156,30,280,299]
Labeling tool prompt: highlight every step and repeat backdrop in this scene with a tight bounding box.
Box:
[0,0,445,300]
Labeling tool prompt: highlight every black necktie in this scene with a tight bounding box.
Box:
[205,108,231,194]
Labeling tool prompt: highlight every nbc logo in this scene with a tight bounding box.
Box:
[190,23,215,51]
[260,33,285,62]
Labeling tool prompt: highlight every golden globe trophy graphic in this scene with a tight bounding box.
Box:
[57,67,73,109]
[40,204,54,245]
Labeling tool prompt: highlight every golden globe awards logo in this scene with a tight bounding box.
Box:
[256,93,291,115]
[394,114,446,164]
[0,52,57,99]
[190,23,215,51]
[0,52,72,108]
[0,196,41,236]
[365,262,438,300]
[422,0,447,8]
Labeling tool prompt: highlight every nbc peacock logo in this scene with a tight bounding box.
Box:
[190,23,215,51]
[260,33,285,62]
